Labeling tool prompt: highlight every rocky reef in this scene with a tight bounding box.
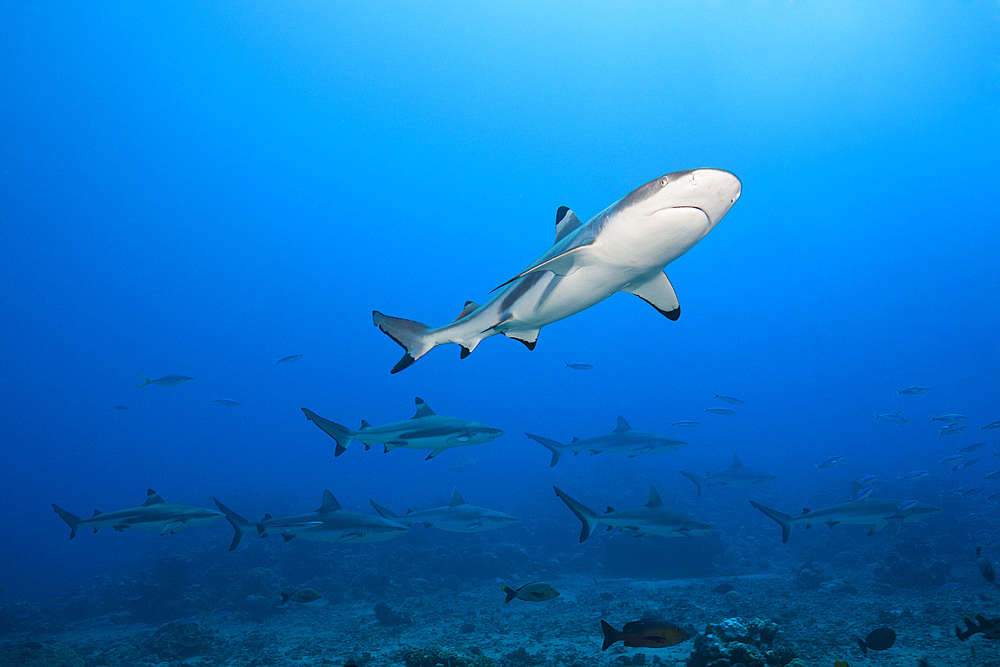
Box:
[0,641,84,667]
[686,617,803,667]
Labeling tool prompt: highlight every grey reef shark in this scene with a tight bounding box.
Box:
[373,168,741,373]
[52,489,222,539]
[301,397,504,459]
[213,491,409,551]
[526,416,687,467]
[553,486,713,542]
[750,481,942,543]
[369,489,517,533]
[680,454,777,498]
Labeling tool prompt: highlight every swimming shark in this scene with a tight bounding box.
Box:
[213,491,409,550]
[553,486,713,542]
[526,416,688,467]
[680,454,777,498]
[301,397,504,459]
[750,482,942,543]
[369,489,517,533]
[52,489,222,539]
[373,168,741,373]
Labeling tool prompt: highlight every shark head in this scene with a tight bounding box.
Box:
[641,168,742,228]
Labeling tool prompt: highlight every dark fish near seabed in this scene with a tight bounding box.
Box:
[956,614,1000,641]
[857,627,896,655]
[976,546,996,584]
[564,361,593,370]
[500,581,559,603]
[600,618,691,650]
[712,583,735,594]
[279,588,321,605]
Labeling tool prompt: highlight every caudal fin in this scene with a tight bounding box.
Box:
[372,311,438,374]
[279,590,291,605]
[680,471,705,498]
[501,585,518,603]
[370,500,406,524]
[749,500,795,543]
[135,373,153,388]
[600,620,621,651]
[301,408,352,456]
[52,504,82,540]
[553,486,598,542]
[213,497,253,551]
[526,433,567,467]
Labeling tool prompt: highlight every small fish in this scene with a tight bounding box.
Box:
[859,475,878,484]
[177,617,196,624]
[964,486,987,496]
[711,393,745,405]
[703,407,736,416]
[896,386,929,396]
[976,546,996,584]
[669,421,700,428]
[111,405,130,411]
[857,627,896,656]
[979,420,1000,432]
[961,442,988,453]
[600,618,691,650]
[276,355,304,366]
[14,613,30,619]
[211,398,241,407]
[135,374,193,388]
[122,595,141,601]
[279,588,321,605]
[939,582,962,589]
[213,610,232,616]
[129,622,147,627]
[874,412,907,424]
[990,491,1000,501]
[815,455,846,470]
[912,520,929,527]
[963,457,982,468]
[501,581,559,603]
[939,424,968,437]
[961,512,985,521]
[980,503,998,512]
[898,471,929,481]
[985,469,1000,480]
[898,500,918,511]
[851,487,873,502]
[564,362,594,370]
[940,455,964,465]
[930,414,967,423]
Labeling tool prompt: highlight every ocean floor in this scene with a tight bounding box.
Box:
[3,572,999,666]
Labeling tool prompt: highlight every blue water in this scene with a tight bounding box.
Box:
[1,0,998,638]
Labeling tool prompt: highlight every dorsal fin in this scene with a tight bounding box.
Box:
[570,436,581,443]
[318,490,342,513]
[262,513,273,521]
[646,486,663,508]
[142,489,166,506]
[449,489,465,506]
[452,301,480,322]
[554,206,583,244]
[614,416,632,433]
[732,453,744,468]
[92,509,102,517]
[850,480,863,498]
[412,397,436,419]
[359,420,372,430]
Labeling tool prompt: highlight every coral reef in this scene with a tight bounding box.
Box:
[401,644,495,667]
[795,561,824,590]
[873,537,951,588]
[686,617,799,667]
[142,620,222,660]
[0,641,83,667]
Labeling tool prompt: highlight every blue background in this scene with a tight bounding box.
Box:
[1,1,997,599]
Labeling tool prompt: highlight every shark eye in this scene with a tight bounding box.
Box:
[659,177,669,187]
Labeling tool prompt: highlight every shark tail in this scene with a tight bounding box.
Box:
[213,497,253,551]
[600,620,621,651]
[679,471,704,498]
[526,433,566,467]
[370,500,407,524]
[300,408,352,456]
[134,373,153,388]
[372,311,439,374]
[501,585,518,603]
[553,486,598,543]
[749,500,795,543]
[52,504,82,540]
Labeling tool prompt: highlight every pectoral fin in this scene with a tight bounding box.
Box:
[491,243,593,292]
[621,272,680,321]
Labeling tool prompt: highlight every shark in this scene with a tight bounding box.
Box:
[300,397,504,459]
[213,491,409,551]
[553,486,713,542]
[369,489,517,533]
[750,482,942,543]
[52,489,222,539]
[373,168,741,373]
[680,454,777,498]
[526,416,688,467]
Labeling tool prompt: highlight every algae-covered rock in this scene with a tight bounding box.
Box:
[0,641,84,667]
[401,644,495,667]
[686,617,796,667]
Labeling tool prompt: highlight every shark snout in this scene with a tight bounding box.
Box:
[691,168,741,226]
